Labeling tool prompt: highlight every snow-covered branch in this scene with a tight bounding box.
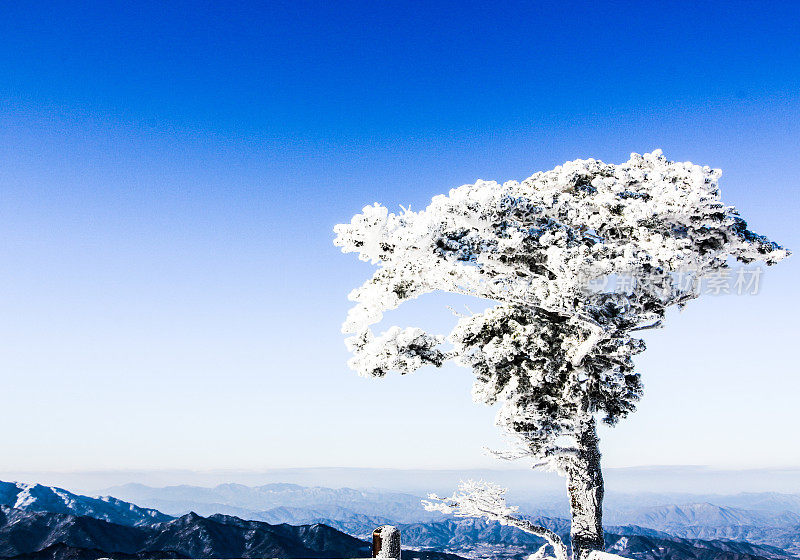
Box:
[423,480,568,560]
[345,326,446,378]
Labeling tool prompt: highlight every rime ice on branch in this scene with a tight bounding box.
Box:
[424,480,568,560]
[334,150,788,559]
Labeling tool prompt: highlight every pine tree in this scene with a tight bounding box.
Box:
[333,150,788,559]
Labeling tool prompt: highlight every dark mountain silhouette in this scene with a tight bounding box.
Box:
[0,506,467,560]
[0,506,367,559]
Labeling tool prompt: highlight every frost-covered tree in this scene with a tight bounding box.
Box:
[333,150,788,559]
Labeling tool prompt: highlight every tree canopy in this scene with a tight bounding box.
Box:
[334,150,788,467]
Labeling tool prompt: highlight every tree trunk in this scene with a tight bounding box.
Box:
[566,418,604,560]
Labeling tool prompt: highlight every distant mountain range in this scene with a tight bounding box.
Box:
[1,479,799,560]
[104,482,442,523]
[603,502,800,555]
[619,502,800,526]
[104,481,800,556]
[603,492,800,516]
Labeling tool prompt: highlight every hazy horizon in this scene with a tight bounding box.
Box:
[3,465,799,498]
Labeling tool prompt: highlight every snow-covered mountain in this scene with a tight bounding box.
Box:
[0,481,172,526]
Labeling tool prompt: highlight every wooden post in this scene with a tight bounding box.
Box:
[372,525,400,559]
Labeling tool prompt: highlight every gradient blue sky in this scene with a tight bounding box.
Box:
[0,1,798,474]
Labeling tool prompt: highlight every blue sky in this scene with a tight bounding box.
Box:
[0,1,798,474]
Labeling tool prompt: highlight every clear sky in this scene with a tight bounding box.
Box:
[0,1,798,475]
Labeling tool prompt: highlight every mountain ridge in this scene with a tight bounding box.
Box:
[0,506,471,560]
[0,481,172,527]
[3,479,800,560]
